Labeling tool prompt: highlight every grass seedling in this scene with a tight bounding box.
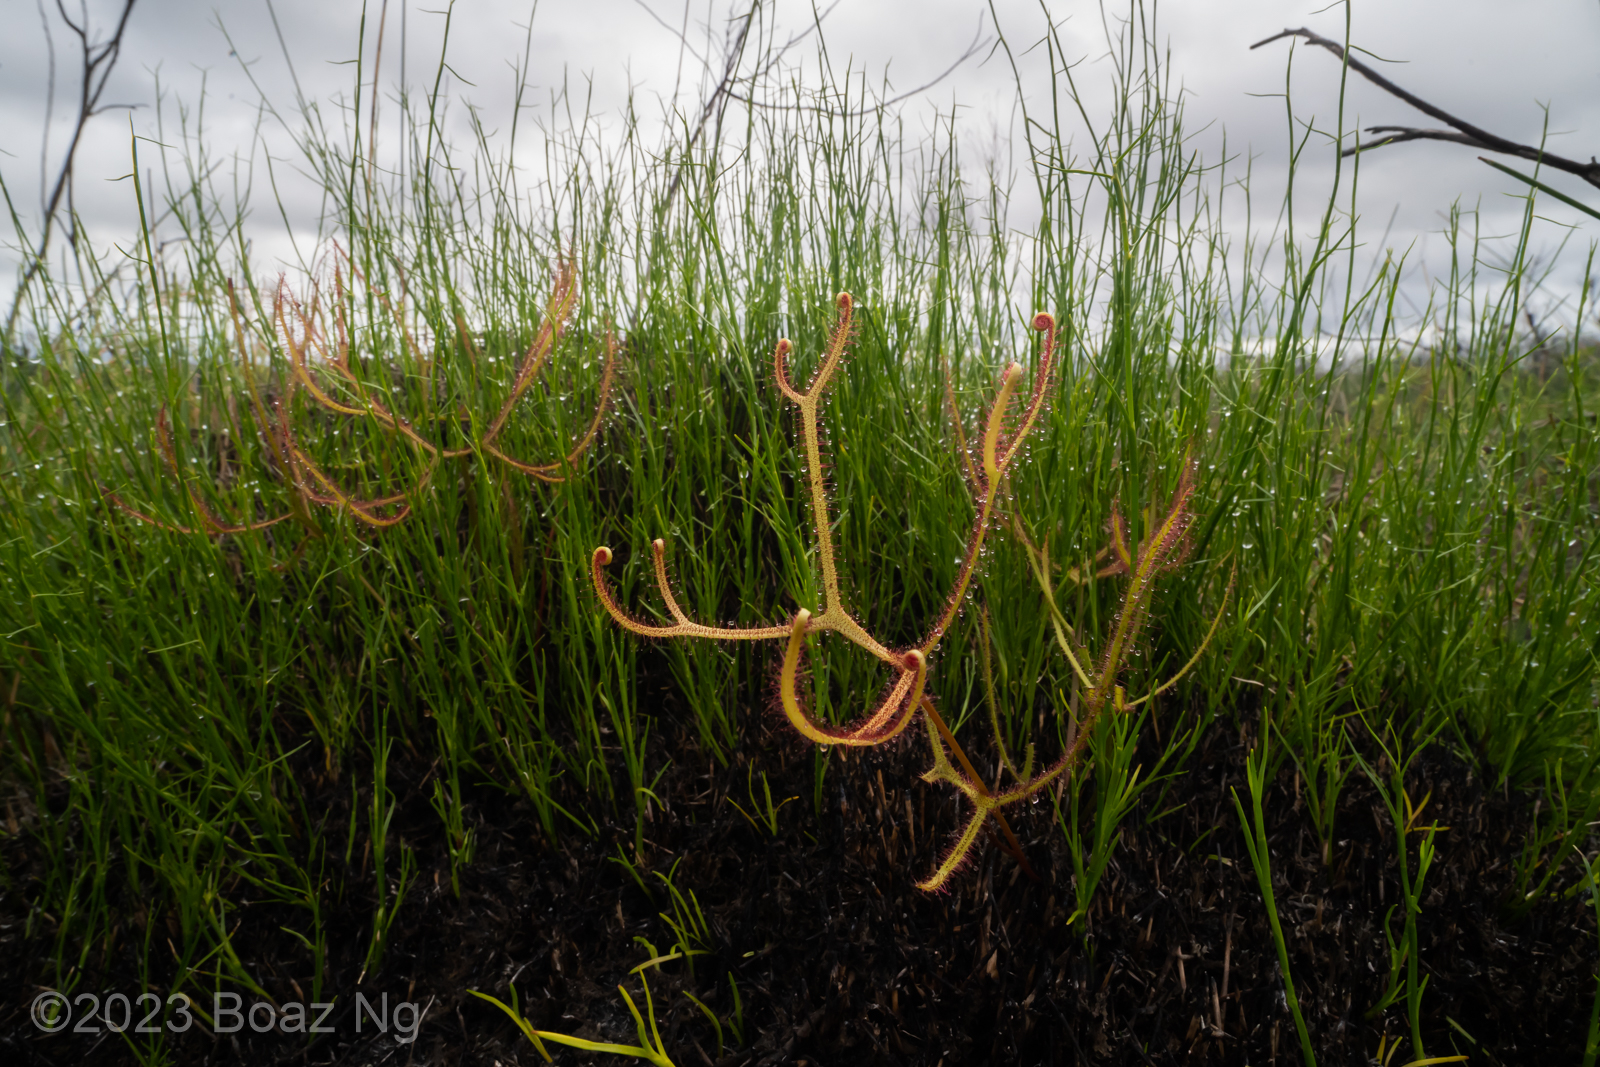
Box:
[1233,720,1317,1067]
[472,969,676,1066]
[1284,693,1358,868]
[1372,1032,1466,1067]
[360,734,418,983]
[428,778,477,897]
[727,764,799,837]
[1582,847,1600,1067]
[1352,719,1449,1060]
[1509,757,1600,917]
[1054,695,1149,928]
[681,971,747,1060]
[654,857,713,976]
[610,843,656,903]
[727,974,745,1048]
[682,989,724,1060]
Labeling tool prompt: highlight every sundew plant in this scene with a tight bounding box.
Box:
[107,257,615,537]
[1,2,1597,1062]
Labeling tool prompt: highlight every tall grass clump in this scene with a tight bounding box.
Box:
[1,1,1596,1059]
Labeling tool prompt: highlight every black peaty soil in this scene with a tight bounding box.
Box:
[2,698,1595,1066]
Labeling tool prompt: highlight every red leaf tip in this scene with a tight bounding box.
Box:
[594,546,613,566]
[1032,311,1055,333]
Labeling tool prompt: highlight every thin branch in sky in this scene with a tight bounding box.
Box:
[5,0,141,342]
[1253,26,1600,191]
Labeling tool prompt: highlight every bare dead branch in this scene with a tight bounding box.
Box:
[1252,26,1600,191]
[5,0,141,340]
[1355,127,1490,153]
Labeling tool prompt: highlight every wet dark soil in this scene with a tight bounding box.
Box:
[2,697,1595,1065]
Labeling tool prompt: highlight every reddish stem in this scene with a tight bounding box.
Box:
[920,696,1041,884]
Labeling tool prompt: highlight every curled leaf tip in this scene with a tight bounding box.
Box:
[594,546,614,566]
[835,292,852,310]
[1032,311,1055,332]
[652,537,666,551]
[903,649,925,672]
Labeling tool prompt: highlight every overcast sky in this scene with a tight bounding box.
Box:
[3,0,1597,329]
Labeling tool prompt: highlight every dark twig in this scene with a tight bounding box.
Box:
[4,0,141,341]
[1251,27,1600,191]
